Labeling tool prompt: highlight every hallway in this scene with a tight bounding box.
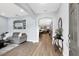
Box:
[33,32,60,56]
[2,32,61,56]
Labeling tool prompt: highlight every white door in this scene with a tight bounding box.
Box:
[69,3,78,56]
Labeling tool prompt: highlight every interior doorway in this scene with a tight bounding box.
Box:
[38,17,53,42]
[37,17,62,55]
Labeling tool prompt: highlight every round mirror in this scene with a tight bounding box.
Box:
[58,17,62,28]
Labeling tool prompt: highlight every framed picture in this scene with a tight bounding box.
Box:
[13,20,26,29]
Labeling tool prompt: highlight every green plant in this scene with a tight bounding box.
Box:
[55,28,63,39]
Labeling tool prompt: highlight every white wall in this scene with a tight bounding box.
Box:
[0,17,8,35]
[8,16,38,43]
[39,18,52,26]
[57,4,69,56]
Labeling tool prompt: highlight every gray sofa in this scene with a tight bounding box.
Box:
[11,32,27,44]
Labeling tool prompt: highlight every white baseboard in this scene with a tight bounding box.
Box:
[27,39,39,43]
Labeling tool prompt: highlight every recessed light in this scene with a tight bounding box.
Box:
[20,9,24,12]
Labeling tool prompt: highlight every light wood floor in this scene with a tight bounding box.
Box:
[2,32,62,56]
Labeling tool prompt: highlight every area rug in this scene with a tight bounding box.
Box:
[0,44,19,55]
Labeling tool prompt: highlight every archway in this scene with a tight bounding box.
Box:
[38,17,53,42]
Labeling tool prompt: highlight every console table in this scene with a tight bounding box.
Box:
[54,37,63,53]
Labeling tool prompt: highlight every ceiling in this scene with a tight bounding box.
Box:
[28,3,61,14]
[0,3,28,17]
[0,3,61,17]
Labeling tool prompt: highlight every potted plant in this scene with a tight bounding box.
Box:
[54,28,63,39]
